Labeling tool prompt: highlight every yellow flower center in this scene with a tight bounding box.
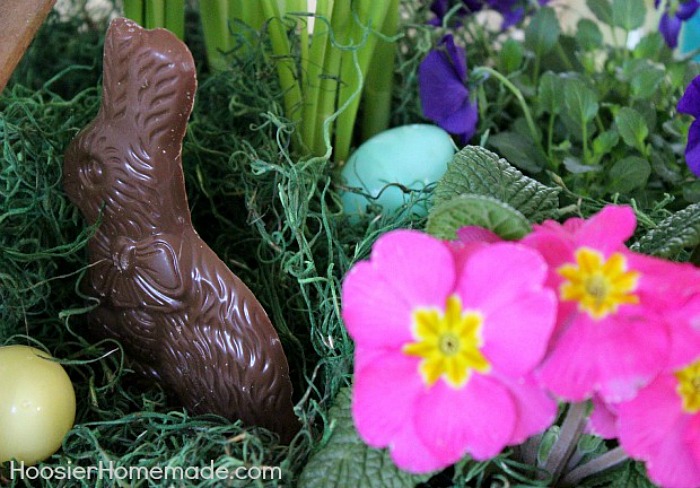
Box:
[675,360,700,414]
[557,247,640,320]
[403,294,490,388]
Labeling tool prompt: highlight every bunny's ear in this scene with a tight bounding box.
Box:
[101,18,197,154]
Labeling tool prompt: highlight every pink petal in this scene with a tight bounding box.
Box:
[365,230,456,307]
[618,374,700,488]
[482,289,557,377]
[576,205,637,253]
[666,295,700,370]
[685,414,700,466]
[495,373,558,445]
[587,394,618,439]
[538,311,670,403]
[352,351,423,448]
[342,230,456,349]
[414,375,516,461]
[629,252,700,310]
[342,260,415,348]
[536,314,601,401]
[457,243,549,313]
[389,418,447,474]
[596,311,670,402]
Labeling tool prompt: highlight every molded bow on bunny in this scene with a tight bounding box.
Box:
[63,18,299,442]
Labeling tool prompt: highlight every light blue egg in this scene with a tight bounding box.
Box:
[340,124,455,217]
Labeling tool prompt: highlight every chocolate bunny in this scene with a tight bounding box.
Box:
[63,18,299,442]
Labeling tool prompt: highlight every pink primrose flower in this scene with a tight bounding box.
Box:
[588,393,619,440]
[522,205,700,403]
[342,229,557,473]
[616,358,700,488]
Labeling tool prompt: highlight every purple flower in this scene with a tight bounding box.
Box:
[656,0,700,49]
[418,34,478,144]
[678,74,700,176]
[428,0,548,28]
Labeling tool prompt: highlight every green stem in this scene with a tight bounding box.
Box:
[541,402,589,485]
[473,66,541,145]
[333,0,394,164]
[145,0,165,29]
[200,0,231,71]
[164,0,185,39]
[360,0,399,141]
[123,0,145,25]
[260,0,304,140]
[560,447,628,487]
[312,0,351,155]
[301,0,335,156]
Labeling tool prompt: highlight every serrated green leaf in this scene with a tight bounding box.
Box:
[608,156,650,193]
[434,146,559,222]
[614,107,648,153]
[612,0,646,30]
[524,7,561,58]
[297,388,432,488]
[427,194,532,240]
[587,0,614,26]
[538,71,563,115]
[487,132,547,173]
[636,203,700,257]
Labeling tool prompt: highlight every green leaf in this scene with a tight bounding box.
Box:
[297,388,432,488]
[630,67,665,99]
[434,146,560,222]
[499,38,524,74]
[592,130,620,159]
[612,0,646,31]
[487,132,547,173]
[608,156,651,193]
[636,203,700,257]
[575,18,603,50]
[538,71,563,115]
[614,107,648,153]
[426,194,532,240]
[587,0,614,26]
[564,79,599,132]
[524,7,561,58]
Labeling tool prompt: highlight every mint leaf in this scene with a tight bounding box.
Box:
[434,146,560,222]
[297,388,432,488]
[427,194,532,240]
[612,0,646,31]
[635,203,700,257]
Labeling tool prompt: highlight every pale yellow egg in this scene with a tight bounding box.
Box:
[0,345,76,465]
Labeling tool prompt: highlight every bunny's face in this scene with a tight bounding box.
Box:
[63,18,196,234]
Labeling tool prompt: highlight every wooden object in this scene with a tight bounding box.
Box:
[0,0,57,93]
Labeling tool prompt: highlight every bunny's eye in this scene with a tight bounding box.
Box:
[78,158,105,189]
